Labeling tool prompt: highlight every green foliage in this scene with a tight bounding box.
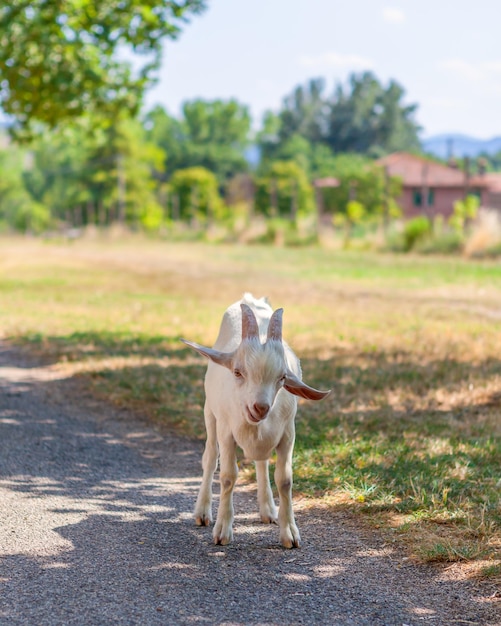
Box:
[11,201,50,233]
[278,78,327,144]
[0,0,206,133]
[139,202,164,231]
[346,200,366,223]
[254,160,314,219]
[23,113,165,227]
[168,167,225,222]
[320,154,401,219]
[0,146,50,232]
[449,195,480,233]
[263,72,420,160]
[327,72,421,155]
[144,100,251,183]
[402,216,432,251]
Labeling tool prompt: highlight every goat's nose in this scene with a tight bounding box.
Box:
[253,402,270,419]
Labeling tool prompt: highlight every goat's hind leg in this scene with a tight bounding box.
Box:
[256,460,277,523]
[194,403,218,526]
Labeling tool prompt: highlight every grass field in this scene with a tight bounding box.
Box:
[1,235,500,578]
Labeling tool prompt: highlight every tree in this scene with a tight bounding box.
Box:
[24,113,165,227]
[0,146,50,232]
[264,72,421,160]
[326,72,421,155]
[0,1,206,133]
[145,99,251,183]
[318,153,402,218]
[254,161,314,219]
[168,167,224,223]
[278,78,327,145]
[143,105,186,179]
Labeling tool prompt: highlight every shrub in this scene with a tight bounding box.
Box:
[403,216,431,251]
[254,160,315,219]
[415,231,464,254]
[11,200,51,233]
[449,195,480,234]
[168,167,225,223]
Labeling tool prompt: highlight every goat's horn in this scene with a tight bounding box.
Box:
[241,303,259,340]
[267,308,283,341]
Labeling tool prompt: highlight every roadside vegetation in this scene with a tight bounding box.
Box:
[1,237,499,579]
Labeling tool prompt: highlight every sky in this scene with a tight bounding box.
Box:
[143,0,501,140]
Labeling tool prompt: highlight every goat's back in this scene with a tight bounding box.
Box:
[213,293,273,351]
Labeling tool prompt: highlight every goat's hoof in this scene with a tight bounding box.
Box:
[195,515,211,527]
[260,514,278,524]
[213,533,232,546]
[213,522,233,545]
[280,526,301,549]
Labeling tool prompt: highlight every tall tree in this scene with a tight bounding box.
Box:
[264,72,421,162]
[326,72,421,155]
[0,0,206,133]
[24,113,165,227]
[278,78,327,144]
[0,146,50,232]
[145,99,251,183]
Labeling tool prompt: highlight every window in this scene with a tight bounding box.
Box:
[413,189,434,207]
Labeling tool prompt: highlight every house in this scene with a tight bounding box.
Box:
[480,172,501,210]
[376,152,498,218]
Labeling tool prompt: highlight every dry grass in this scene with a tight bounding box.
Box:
[1,234,500,577]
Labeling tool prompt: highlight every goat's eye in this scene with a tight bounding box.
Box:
[279,374,286,384]
[234,369,243,379]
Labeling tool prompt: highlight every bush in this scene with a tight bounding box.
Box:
[415,231,464,254]
[255,160,315,219]
[449,195,480,234]
[403,216,431,251]
[12,201,51,233]
[168,167,225,223]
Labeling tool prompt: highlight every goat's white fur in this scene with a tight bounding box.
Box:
[182,294,329,548]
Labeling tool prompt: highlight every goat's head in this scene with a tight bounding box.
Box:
[182,304,330,425]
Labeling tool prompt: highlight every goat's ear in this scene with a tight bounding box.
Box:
[284,370,331,401]
[181,339,234,369]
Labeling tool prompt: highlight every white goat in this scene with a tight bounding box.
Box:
[182,294,330,548]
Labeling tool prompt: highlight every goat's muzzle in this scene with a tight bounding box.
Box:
[247,402,270,423]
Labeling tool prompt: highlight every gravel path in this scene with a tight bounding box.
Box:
[0,343,499,626]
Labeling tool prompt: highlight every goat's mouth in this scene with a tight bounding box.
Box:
[246,407,263,424]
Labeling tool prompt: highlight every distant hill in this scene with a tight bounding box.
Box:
[422,134,501,159]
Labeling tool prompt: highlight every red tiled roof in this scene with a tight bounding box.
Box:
[377,152,489,188]
[475,172,501,192]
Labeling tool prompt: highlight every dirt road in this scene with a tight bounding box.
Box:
[0,344,498,625]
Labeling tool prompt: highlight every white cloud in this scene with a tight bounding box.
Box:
[299,52,374,71]
[440,58,501,82]
[439,58,483,81]
[484,60,501,73]
[382,7,406,23]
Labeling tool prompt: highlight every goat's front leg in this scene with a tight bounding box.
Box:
[255,460,277,523]
[275,434,300,548]
[194,404,218,526]
[213,433,237,545]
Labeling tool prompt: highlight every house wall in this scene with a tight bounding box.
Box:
[399,186,489,219]
[485,191,501,211]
